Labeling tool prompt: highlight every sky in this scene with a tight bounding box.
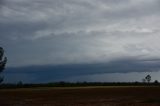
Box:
[1,0,160,83]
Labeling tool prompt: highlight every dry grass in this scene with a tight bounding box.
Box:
[0,86,160,106]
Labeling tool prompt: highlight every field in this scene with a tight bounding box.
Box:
[1,86,160,106]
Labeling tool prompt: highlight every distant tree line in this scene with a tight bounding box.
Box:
[1,81,160,89]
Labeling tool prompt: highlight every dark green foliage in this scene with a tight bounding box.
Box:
[0,47,7,84]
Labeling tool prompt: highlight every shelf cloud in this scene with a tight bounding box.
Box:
[1,0,160,82]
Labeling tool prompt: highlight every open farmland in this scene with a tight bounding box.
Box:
[0,86,160,106]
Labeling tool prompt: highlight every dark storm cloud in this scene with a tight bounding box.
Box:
[1,0,160,73]
[4,57,160,83]
[0,0,4,7]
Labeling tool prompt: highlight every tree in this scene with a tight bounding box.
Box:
[145,74,151,83]
[154,80,159,84]
[0,47,7,84]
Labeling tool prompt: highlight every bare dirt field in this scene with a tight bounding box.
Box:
[0,86,160,106]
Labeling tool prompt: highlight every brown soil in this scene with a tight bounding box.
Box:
[0,86,160,106]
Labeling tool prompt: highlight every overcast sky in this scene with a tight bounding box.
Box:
[1,0,160,83]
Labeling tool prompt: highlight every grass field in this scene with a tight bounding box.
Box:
[1,86,160,106]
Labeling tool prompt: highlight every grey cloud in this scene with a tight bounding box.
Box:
[1,0,160,35]
[1,0,160,69]
[2,28,160,67]
[0,0,4,7]
[102,0,160,19]
[4,57,160,83]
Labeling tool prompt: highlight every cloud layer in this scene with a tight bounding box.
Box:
[1,0,160,82]
[4,57,160,83]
